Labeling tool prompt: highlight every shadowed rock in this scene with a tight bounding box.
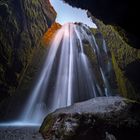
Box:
[40,96,140,140]
[0,0,56,102]
[63,0,139,48]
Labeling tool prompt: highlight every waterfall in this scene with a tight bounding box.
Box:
[21,23,113,124]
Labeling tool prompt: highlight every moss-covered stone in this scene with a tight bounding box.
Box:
[40,114,55,139]
[92,19,140,69]
[111,52,136,99]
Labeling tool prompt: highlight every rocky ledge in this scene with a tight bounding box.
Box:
[40,96,140,140]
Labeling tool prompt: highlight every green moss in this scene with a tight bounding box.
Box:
[124,98,139,104]
[112,51,138,100]
[112,52,127,96]
[40,114,54,134]
[93,19,140,69]
[32,0,39,5]
[113,25,129,44]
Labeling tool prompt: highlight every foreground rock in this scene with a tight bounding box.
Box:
[40,96,140,140]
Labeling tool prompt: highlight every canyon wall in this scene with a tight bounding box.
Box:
[91,18,140,101]
[0,0,56,102]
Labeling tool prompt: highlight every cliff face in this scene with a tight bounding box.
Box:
[63,0,139,49]
[42,22,61,46]
[0,0,56,102]
[0,22,62,120]
[91,18,140,101]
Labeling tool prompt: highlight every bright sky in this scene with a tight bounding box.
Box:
[50,0,97,28]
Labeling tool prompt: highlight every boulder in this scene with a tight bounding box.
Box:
[40,96,140,140]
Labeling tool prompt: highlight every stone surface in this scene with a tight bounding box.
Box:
[42,22,61,46]
[0,126,43,140]
[0,0,56,102]
[91,19,140,101]
[40,96,140,140]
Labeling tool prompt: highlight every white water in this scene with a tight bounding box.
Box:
[21,23,113,124]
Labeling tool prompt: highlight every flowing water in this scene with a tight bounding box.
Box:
[21,23,113,124]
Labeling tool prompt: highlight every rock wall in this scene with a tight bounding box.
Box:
[91,18,140,101]
[42,22,61,46]
[0,0,56,102]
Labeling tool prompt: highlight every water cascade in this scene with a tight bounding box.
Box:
[21,23,113,124]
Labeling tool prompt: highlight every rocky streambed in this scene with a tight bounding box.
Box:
[0,126,43,140]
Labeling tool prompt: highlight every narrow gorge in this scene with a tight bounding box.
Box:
[0,0,140,140]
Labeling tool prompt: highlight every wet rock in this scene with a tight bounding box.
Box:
[105,132,117,140]
[0,126,43,140]
[40,96,140,140]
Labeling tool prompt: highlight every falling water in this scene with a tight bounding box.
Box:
[21,23,113,124]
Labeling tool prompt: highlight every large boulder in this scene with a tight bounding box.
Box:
[40,96,140,140]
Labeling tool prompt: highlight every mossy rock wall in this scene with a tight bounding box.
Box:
[0,0,56,102]
[91,18,140,101]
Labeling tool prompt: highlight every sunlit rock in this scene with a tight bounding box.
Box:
[42,22,61,46]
